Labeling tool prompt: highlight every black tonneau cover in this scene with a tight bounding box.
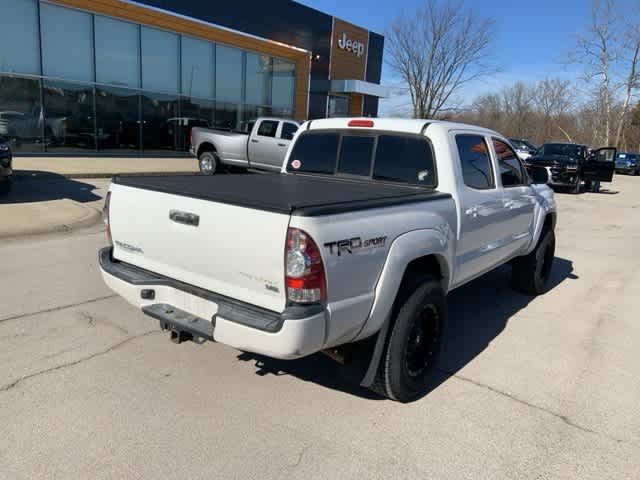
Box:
[112,173,451,217]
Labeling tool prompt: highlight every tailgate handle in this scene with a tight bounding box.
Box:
[169,210,200,227]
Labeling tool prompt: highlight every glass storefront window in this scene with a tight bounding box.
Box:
[242,105,272,126]
[213,102,242,131]
[95,86,140,153]
[215,45,243,103]
[43,80,95,152]
[141,92,180,153]
[0,75,43,152]
[141,26,179,94]
[95,16,140,88]
[328,95,349,118]
[0,3,300,155]
[272,59,295,109]
[0,0,40,75]
[245,53,271,106]
[180,97,214,151]
[40,3,93,82]
[181,36,214,99]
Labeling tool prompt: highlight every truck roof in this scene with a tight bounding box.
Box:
[305,117,503,137]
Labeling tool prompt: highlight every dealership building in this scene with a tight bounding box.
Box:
[0,0,386,155]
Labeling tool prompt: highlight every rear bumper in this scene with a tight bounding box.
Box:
[98,247,326,359]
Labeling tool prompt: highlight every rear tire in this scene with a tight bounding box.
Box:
[370,275,446,403]
[512,228,555,295]
[198,151,218,175]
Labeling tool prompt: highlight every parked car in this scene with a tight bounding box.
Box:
[509,138,538,161]
[100,118,558,402]
[525,142,616,193]
[190,117,300,174]
[0,135,12,194]
[615,152,639,175]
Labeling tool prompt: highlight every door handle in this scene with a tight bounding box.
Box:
[277,143,287,147]
[503,200,515,209]
[465,206,479,217]
[251,139,259,143]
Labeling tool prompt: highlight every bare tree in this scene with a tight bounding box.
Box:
[614,22,640,146]
[535,78,575,141]
[569,0,618,145]
[502,82,536,139]
[386,0,495,119]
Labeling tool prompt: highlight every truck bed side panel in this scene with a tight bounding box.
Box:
[291,196,457,347]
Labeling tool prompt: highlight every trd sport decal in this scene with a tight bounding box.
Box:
[324,236,387,256]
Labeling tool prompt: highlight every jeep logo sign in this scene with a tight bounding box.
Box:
[338,33,365,58]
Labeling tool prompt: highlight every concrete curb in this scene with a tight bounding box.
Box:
[0,203,103,241]
[13,171,198,180]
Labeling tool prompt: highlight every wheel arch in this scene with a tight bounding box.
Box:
[196,141,217,158]
[353,229,453,343]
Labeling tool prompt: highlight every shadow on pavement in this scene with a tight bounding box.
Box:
[237,257,576,401]
[0,170,102,205]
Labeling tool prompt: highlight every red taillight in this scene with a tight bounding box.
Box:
[348,119,374,128]
[103,191,112,245]
[285,228,326,304]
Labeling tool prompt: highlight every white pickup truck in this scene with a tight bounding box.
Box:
[190,117,300,174]
[100,118,557,402]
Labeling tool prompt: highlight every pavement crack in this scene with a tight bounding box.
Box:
[0,330,158,393]
[439,368,627,444]
[288,443,310,469]
[0,294,117,324]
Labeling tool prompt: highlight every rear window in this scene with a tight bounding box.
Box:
[287,132,339,174]
[287,131,436,186]
[338,136,375,176]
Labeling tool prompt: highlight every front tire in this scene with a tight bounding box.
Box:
[370,275,446,402]
[512,228,555,294]
[198,151,218,175]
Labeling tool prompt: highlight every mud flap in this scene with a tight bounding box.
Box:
[359,312,392,387]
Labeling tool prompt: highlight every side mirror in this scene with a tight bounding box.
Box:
[528,165,549,184]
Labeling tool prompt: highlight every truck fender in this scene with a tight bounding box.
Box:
[358,228,453,387]
[196,141,217,157]
[525,186,557,254]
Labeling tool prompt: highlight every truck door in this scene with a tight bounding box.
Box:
[452,133,512,286]
[583,147,617,182]
[247,119,282,170]
[492,138,535,257]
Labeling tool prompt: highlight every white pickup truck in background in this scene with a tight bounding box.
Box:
[101,118,557,402]
[190,117,299,174]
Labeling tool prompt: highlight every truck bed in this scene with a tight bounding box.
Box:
[113,173,451,217]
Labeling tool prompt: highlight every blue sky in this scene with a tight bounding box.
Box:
[297,0,631,114]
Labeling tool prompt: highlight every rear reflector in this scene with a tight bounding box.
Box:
[348,119,374,128]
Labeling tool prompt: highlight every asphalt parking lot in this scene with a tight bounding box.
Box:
[1,175,639,479]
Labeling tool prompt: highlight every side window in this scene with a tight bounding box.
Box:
[256,120,278,138]
[373,135,436,186]
[456,134,495,190]
[493,139,526,187]
[281,122,298,141]
[338,135,375,176]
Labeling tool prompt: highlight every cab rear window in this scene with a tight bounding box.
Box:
[287,131,436,187]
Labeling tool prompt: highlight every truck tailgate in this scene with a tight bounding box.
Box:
[108,182,290,313]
